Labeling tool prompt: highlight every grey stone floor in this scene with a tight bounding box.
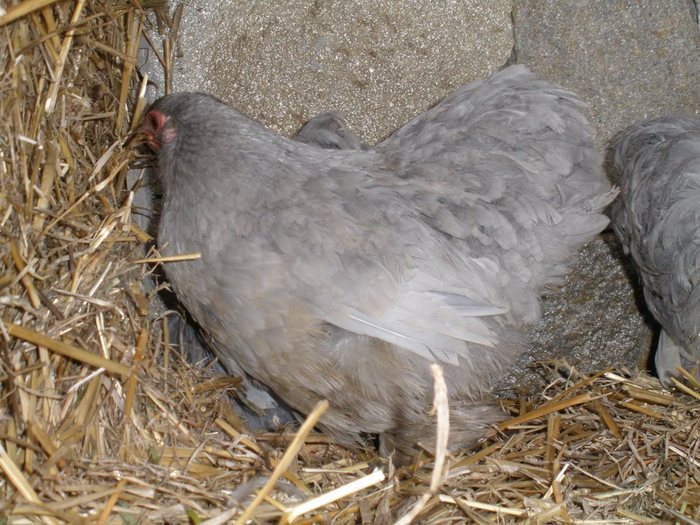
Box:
[136,0,700,402]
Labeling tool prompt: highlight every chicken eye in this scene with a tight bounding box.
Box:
[146,111,163,132]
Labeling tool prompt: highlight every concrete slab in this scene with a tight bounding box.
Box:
[154,0,513,143]
[513,0,700,149]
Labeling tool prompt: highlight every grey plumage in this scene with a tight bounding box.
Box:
[142,65,615,459]
[611,116,700,387]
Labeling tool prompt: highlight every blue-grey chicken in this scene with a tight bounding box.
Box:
[611,116,700,387]
[140,65,616,459]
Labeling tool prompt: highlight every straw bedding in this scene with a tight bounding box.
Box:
[0,2,698,523]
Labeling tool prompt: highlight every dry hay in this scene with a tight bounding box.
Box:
[0,2,698,523]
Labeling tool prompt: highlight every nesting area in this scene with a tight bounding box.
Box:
[0,2,699,524]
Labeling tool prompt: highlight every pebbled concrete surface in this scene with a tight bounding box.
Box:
[513,0,700,151]
[498,237,657,396]
[153,0,513,143]
[136,0,700,410]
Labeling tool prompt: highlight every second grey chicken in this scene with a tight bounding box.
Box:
[611,116,700,387]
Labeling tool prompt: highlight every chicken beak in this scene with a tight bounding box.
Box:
[138,122,160,151]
